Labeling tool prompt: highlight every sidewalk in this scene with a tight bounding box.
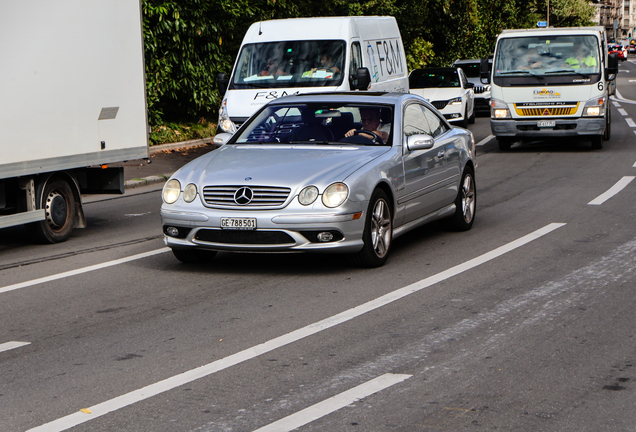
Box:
[117,138,218,189]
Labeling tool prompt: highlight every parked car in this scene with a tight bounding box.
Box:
[452,59,491,115]
[608,44,626,61]
[161,92,477,267]
[629,43,636,54]
[408,67,475,127]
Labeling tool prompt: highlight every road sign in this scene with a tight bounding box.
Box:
[537,21,547,28]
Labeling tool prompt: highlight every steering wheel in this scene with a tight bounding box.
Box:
[316,67,337,74]
[354,129,384,145]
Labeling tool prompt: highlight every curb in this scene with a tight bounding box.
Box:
[124,137,216,189]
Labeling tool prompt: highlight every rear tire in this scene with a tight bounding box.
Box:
[442,167,476,231]
[172,248,217,264]
[29,179,76,243]
[349,189,392,268]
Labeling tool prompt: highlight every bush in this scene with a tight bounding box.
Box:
[149,119,217,146]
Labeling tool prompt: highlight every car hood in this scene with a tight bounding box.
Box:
[173,144,390,189]
[409,87,462,101]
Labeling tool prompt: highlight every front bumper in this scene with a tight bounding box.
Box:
[491,117,605,138]
[160,206,367,253]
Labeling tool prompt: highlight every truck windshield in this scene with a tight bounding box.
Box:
[230,40,346,89]
[494,35,601,84]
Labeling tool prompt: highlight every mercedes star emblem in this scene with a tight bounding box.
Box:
[234,187,253,205]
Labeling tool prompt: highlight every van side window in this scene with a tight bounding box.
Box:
[350,42,362,75]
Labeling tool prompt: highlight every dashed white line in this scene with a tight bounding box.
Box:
[613,101,622,107]
[626,118,636,128]
[252,373,412,432]
[0,341,30,353]
[26,223,565,432]
[618,108,628,116]
[0,248,170,295]
[476,134,495,146]
[588,176,635,205]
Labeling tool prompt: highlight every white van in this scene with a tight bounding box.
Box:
[216,16,408,134]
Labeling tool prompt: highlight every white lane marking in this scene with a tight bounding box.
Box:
[612,90,636,105]
[252,373,412,432]
[0,341,30,353]
[627,118,636,128]
[618,108,628,116]
[629,80,636,82]
[0,248,170,295]
[26,223,565,432]
[633,159,636,167]
[613,101,622,107]
[588,176,635,205]
[476,134,494,147]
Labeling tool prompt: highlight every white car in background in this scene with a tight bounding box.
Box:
[452,58,491,115]
[409,67,475,128]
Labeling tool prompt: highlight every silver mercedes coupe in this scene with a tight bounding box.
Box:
[160,92,477,267]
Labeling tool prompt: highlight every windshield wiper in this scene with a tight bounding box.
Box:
[497,70,544,80]
[543,69,591,78]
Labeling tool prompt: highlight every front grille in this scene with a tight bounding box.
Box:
[195,229,295,245]
[515,105,579,116]
[202,185,291,207]
[432,100,448,110]
[473,86,488,94]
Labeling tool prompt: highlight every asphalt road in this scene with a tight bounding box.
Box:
[2,63,636,431]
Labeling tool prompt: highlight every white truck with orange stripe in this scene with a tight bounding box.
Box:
[481,27,618,151]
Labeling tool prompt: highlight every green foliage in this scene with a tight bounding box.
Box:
[150,119,217,145]
[142,0,600,128]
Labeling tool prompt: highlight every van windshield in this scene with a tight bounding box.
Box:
[230,40,346,89]
[493,35,601,85]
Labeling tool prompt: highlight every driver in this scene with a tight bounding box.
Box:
[345,108,390,143]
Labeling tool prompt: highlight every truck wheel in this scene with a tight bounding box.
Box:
[349,189,392,268]
[172,248,217,264]
[30,179,76,243]
[442,167,476,231]
[604,107,611,141]
[498,137,512,151]
[591,135,603,150]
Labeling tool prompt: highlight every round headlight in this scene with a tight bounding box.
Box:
[322,183,348,208]
[163,179,181,204]
[298,186,319,206]
[183,183,197,203]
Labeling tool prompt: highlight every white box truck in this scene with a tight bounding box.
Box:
[215,16,409,136]
[480,27,618,151]
[0,0,148,242]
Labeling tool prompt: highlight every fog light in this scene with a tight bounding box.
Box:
[166,226,180,237]
[317,232,334,242]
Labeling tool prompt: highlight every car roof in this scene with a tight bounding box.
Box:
[411,67,458,73]
[268,92,414,105]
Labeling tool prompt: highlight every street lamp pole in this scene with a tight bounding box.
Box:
[547,0,550,27]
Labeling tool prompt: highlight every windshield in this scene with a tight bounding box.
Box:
[494,35,601,85]
[230,40,346,89]
[234,103,394,146]
[409,69,460,88]
[457,63,480,78]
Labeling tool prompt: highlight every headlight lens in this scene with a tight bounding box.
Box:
[298,186,319,206]
[217,99,237,133]
[448,97,462,105]
[322,183,348,208]
[583,96,605,117]
[183,183,197,203]
[490,98,511,119]
[163,179,181,204]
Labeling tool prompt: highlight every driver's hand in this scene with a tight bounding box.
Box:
[345,128,356,137]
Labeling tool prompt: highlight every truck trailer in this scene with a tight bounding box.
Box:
[0,0,148,242]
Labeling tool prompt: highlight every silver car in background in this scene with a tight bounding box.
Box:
[161,92,477,267]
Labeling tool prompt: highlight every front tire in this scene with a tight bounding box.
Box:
[349,189,392,268]
[591,135,603,150]
[29,179,76,243]
[443,168,476,231]
[498,137,512,152]
[172,248,217,264]
[603,106,611,141]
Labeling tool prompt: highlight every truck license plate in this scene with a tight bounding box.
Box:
[220,217,257,230]
[537,120,556,128]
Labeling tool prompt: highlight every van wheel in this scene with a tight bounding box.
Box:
[498,137,512,151]
[29,179,76,243]
[349,189,392,268]
[172,248,217,264]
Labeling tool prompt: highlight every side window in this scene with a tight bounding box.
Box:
[350,42,362,75]
[422,105,449,138]
[403,104,430,137]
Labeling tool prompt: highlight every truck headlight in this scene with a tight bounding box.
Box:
[583,96,605,117]
[490,98,511,119]
[217,99,237,133]
[163,179,181,204]
[448,97,462,105]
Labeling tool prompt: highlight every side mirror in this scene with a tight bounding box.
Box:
[217,73,229,97]
[480,58,492,84]
[350,67,371,90]
[605,52,618,81]
[464,82,475,89]
[406,134,435,151]
[213,132,233,148]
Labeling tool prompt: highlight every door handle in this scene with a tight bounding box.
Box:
[437,151,445,158]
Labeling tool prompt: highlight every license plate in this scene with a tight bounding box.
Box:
[537,120,556,128]
[220,217,257,230]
